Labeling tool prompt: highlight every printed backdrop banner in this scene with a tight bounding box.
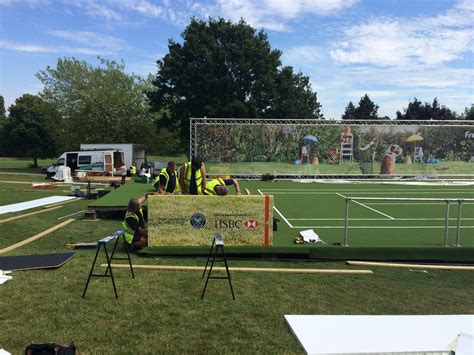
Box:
[148,195,273,246]
[193,120,474,176]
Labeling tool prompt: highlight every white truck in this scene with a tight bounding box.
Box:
[45,144,146,178]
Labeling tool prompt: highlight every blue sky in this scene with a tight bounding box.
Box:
[0,0,473,119]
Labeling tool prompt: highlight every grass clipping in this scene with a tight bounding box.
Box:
[148,195,273,247]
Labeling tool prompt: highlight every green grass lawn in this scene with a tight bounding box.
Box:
[1,168,474,353]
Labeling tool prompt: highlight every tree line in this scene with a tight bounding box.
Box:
[0,18,472,165]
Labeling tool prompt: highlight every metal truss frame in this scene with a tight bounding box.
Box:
[189,118,474,179]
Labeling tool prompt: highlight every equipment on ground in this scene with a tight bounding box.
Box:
[24,342,76,355]
[82,230,134,299]
[0,252,75,271]
[201,233,235,300]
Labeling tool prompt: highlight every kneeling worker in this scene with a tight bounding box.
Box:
[153,161,178,194]
[178,157,206,195]
[204,178,241,196]
[123,195,148,249]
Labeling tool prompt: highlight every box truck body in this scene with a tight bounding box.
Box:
[80,144,146,168]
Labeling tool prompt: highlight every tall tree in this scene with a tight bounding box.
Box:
[463,104,474,120]
[341,101,356,120]
[0,95,5,155]
[396,97,456,120]
[2,94,60,166]
[0,95,6,121]
[354,94,379,120]
[148,18,323,144]
[266,66,322,119]
[36,57,158,151]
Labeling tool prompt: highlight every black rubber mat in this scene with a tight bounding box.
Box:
[0,252,75,271]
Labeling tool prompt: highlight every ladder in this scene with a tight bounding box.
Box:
[339,137,353,164]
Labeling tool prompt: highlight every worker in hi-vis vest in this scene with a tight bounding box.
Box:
[204,178,241,196]
[178,157,206,195]
[130,162,137,175]
[122,194,148,249]
[152,161,179,194]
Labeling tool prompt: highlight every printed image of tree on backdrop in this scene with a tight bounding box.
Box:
[194,122,474,176]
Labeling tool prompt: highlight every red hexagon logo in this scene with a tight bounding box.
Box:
[244,220,259,229]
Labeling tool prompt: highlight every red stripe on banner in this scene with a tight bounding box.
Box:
[264,195,270,246]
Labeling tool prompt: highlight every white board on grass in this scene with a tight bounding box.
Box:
[0,196,76,215]
[285,315,474,354]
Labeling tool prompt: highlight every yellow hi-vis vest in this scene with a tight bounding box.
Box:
[183,162,202,194]
[152,168,179,192]
[205,178,225,195]
[122,208,143,244]
[130,165,137,175]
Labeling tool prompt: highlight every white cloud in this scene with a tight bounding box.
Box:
[73,1,123,21]
[347,90,395,98]
[330,0,474,67]
[0,39,113,56]
[195,0,358,31]
[109,0,163,17]
[282,45,325,68]
[0,0,50,5]
[49,30,126,52]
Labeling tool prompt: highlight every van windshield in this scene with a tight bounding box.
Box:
[55,158,65,166]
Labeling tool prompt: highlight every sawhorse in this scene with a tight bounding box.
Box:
[82,230,134,298]
[201,233,235,300]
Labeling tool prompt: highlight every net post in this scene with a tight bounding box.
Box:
[344,198,351,247]
[443,200,450,247]
[454,200,463,247]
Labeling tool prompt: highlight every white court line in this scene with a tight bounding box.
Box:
[366,202,474,205]
[260,189,474,192]
[290,226,474,229]
[287,218,474,221]
[257,189,293,228]
[336,193,395,220]
[258,191,474,195]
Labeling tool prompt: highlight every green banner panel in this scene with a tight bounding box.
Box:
[148,195,273,246]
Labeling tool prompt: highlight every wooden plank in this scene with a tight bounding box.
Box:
[245,188,251,195]
[0,180,42,185]
[0,206,63,224]
[0,219,75,255]
[347,260,474,271]
[103,264,373,274]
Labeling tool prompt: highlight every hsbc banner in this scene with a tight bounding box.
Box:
[148,195,273,246]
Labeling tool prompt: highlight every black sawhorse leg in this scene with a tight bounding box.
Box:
[201,235,235,300]
[82,233,134,299]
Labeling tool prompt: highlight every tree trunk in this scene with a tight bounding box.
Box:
[33,157,38,167]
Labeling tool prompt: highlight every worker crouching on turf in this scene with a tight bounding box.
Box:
[123,195,148,250]
[178,157,206,195]
[130,162,137,175]
[204,178,242,196]
[152,161,179,194]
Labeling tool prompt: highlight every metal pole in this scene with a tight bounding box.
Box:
[455,200,463,247]
[344,198,350,246]
[443,200,450,247]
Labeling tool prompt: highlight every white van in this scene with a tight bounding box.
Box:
[46,149,124,178]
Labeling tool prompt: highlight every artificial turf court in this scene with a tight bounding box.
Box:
[89,180,474,262]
